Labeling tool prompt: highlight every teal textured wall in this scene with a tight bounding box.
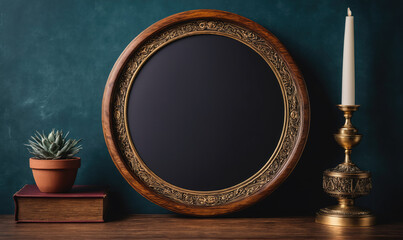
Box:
[1,0,402,219]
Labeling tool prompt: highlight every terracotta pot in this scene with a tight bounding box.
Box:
[29,157,81,193]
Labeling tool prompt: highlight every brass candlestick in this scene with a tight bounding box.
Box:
[316,105,375,226]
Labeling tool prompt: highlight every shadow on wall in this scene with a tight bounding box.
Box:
[77,144,131,219]
[81,143,171,219]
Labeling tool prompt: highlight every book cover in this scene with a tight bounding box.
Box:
[14,185,108,223]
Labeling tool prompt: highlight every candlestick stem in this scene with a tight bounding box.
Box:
[344,112,353,128]
[345,149,352,164]
[339,198,354,208]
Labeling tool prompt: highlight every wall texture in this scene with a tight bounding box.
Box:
[1,0,402,220]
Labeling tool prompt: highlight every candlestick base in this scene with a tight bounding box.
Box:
[315,163,376,226]
[316,105,376,226]
[316,206,376,227]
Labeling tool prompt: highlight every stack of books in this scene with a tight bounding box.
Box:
[14,185,108,223]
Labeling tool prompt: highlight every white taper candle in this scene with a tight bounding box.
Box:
[341,7,355,105]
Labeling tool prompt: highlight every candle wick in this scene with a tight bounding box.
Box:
[347,7,352,16]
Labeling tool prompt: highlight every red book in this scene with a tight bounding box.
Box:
[14,185,108,223]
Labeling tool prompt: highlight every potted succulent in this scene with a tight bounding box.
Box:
[26,129,82,193]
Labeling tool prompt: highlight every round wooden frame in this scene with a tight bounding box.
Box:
[102,10,310,216]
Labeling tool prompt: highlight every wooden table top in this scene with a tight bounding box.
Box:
[1,214,402,239]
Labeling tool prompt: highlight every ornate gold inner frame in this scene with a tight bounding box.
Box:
[102,10,310,216]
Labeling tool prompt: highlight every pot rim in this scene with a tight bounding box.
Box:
[30,157,81,169]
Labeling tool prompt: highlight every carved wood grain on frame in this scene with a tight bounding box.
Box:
[102,10,310,216]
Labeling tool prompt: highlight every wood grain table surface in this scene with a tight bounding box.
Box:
[1,214,402,239]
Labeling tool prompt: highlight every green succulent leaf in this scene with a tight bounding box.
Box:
[48,129,55,142]
[25,129,82,159]
[55,135,62,147]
